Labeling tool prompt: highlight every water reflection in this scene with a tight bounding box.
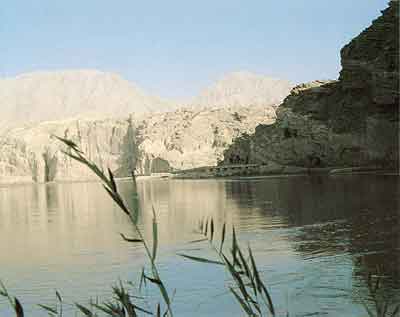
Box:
[0,175,398,316]
[225,175,400,315]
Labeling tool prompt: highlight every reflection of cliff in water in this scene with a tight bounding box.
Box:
[225,175,398,226]
[225,175,400,309]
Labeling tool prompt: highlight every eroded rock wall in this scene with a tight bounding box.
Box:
[0,105,276,183]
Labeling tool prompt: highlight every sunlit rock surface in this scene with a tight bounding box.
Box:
[0,106,276,183]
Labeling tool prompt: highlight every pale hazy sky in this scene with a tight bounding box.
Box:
[1,0,389,98]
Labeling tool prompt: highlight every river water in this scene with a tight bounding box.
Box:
[0,175,399,316]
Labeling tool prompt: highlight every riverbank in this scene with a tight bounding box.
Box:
[0,164,398,185]
[171,163,399,179]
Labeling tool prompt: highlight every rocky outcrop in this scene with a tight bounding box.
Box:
[0,105,276,183]
[223,1,399,170]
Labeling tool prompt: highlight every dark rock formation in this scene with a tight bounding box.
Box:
[223,1,399,169]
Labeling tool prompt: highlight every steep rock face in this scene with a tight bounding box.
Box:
[0,119,128,183]
[223,1,399,169]
[135,106,276,173]
[340,1,399,105]
[0,106,276,183]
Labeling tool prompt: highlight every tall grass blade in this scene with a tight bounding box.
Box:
[38,304,58,315]
[156,303,161,317]
[260,280,275,316]
[237,247,256,295]
[120,233,143,243]
[248,246,262,292]
[91,303,115,316]
[156,280,171,316]
[75,303,95,316]
[152,206,158,263]
[177,253,224,265]
[229,287,254,316]
[146,271,171,313]
[108,168,117,193]
[93,302,124,316]
[199,217,204,233]
[210,218,215,242]
[130,172,140,225]
[55,290,62,303]
[14,298,24,317]
[53,136,82,153]
[188,238,209,244]
[248,245,275,315]
[222,254,251,302]
[232,227,240,267]
[103,185,130,216]
[219,223,226,254]
[139,268,146,291]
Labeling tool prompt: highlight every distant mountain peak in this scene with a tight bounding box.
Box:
[192,71,293,108]
[0,69,173,131]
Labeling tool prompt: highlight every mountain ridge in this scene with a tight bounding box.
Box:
[0,69,292,132]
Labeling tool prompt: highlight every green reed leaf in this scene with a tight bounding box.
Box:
[120,233,143,243]
[219,223,226,254]
[210,218,215,242]
[188,238,209,244]
[152,206,158,263]
[177,253,224,265]
[14,298,24,317]
[38,304,58,315]
[108,168,117,193]
[75,303,95,316]
[229,287,254,316]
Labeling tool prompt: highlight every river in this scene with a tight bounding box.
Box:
[0,175,399,316]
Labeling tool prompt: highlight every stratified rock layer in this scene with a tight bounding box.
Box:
[223,1,399,169]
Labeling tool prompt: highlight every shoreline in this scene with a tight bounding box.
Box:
[0,168,398,187]
[170,164,399,179]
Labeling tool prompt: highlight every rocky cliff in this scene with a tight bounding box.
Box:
[0,119,128,183]
[223,1,399,170]
[0,105,276,183]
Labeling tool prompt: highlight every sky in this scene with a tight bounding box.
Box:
[1,0,390,98]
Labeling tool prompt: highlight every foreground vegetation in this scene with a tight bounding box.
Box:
[1,136,399,316]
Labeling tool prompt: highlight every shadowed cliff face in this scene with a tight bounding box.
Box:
[223,1,399,169]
